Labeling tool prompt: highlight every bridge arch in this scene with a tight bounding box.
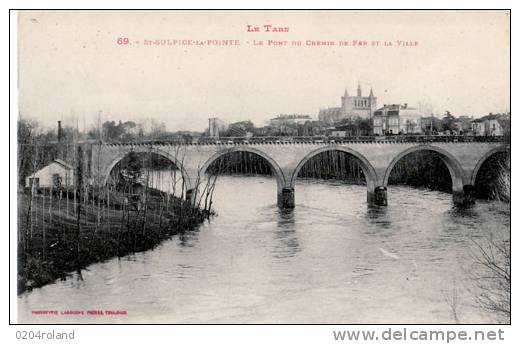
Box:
[103,147,191,190]
[199,146,287,191]
[470,146,510,186]
[383,145,465,192]
[289,146,378,191]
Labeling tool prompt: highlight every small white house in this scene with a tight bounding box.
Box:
[472,115,505,137]
[471,120,486,136]
[25,159,74,188]
[330,130,347,137]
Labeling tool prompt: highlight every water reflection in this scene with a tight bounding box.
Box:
[365,204,392,229]
[447,205,480,220]
[177,231,200,248]
[271,209,300,260]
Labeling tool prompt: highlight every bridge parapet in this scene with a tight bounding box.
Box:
[98,134,509,146]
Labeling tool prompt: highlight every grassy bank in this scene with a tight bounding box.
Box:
[17,189,208,294]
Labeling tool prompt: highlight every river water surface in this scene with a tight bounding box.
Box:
[18,175,509,323]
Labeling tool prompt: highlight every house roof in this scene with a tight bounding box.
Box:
[27,159,73,179]
[375,104,417,112]
[375,104,400,112]
[480,114,502,121]
[319,107,342,114]
[472,114,503,123]
[272,114,313,120]
[54,159,74,169]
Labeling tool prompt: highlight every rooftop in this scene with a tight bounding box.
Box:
[376,103,416,111]
[272,114,313,120]
[53,159,73,169]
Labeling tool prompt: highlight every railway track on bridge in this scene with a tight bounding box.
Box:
[98,135,509,146]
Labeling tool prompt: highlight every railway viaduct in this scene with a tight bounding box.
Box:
[89,140,509,208]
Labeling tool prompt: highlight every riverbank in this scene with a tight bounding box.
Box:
[17,189,209,294]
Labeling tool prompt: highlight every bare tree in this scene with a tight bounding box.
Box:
[75,145,84,269]
[491,158,510,202]
[443,280,461,324]
[470,233,510,322]
[468,156,510,323]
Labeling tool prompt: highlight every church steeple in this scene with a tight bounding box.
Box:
[344,88,349,97]
[369,87,374,98]
[357,81,362,97]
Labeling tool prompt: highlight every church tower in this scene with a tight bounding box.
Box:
[341,88,349,109]
[336,82,377,121]
[368,87,377,118]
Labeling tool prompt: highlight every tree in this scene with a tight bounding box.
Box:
[102,121,125,141]
[116,151,144,189]
[150,119,168,139]
[421,115,443,135]
[470,159,510,323]
[17,119,62,185]
[17,119,37,185]
[442,111,456,132]
[470,233,510,322]
[356,118,372,136]
[496,113,511,141]
[120,121,138,142]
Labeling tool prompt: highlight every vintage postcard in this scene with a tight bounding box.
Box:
[13,10,510,325]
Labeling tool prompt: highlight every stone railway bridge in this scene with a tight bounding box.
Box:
[90,141,509,208]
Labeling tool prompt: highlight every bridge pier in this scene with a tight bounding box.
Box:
[453,184,475,207]
[367,186,388,206]
[185,188,196,205]
[277,187,295,209]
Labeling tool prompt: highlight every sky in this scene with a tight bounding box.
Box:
[17,10,510,132]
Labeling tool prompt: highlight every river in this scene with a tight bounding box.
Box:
[17,174,509,324]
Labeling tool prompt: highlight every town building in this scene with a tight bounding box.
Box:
[319,83,377,123]
[264,115,321,136]
[329,129,347,137]
[225,121,255,137]
[326,119,372,137]
[471,119,486,136]
[471,114,509,136]
[318,107,343,124]
[269,114,313,127]
[420,116,443,134]
[372,103,421,135]
[398,105,422,134]
[208,117,229,138]
[452,116,474,135]
[25,159,74,188]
